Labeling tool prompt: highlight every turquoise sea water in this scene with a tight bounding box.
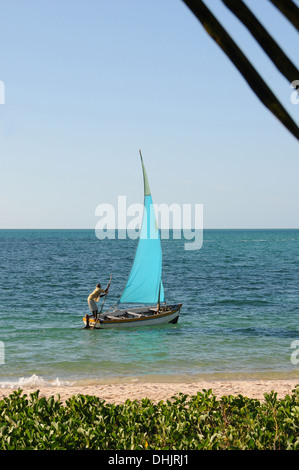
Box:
[0,229,298,387]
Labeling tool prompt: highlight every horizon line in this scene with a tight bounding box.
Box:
[0,227,298,231]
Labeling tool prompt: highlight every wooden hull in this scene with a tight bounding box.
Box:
[83,304,182,329]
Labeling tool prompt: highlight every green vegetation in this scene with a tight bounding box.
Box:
[0,387,298,450]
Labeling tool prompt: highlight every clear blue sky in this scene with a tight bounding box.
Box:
[0,0,298,229]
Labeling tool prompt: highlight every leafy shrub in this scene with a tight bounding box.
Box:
[0,387,298,450]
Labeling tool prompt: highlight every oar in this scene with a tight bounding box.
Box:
[92,274,112,329]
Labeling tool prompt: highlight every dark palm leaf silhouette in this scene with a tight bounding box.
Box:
[182,0,299,140]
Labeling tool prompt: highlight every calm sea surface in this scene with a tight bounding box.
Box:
[0,229,298,387]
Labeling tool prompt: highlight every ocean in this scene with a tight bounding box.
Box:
[0,229,298,388]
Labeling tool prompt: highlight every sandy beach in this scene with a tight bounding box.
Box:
[1,380,298,404]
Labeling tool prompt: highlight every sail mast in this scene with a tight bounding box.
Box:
[139,149,151,197]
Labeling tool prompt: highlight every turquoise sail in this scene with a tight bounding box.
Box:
[118,151,165,305]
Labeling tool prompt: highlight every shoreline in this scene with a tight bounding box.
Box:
[1,379,298,404]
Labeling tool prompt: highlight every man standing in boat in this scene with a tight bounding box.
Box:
[87,283,108,318]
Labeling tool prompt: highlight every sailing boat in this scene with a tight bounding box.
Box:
[83,151,182,329]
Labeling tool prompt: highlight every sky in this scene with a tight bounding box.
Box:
[0,0,298,229]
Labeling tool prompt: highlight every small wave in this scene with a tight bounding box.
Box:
[0,374,73,389]
[217,298,271,306]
